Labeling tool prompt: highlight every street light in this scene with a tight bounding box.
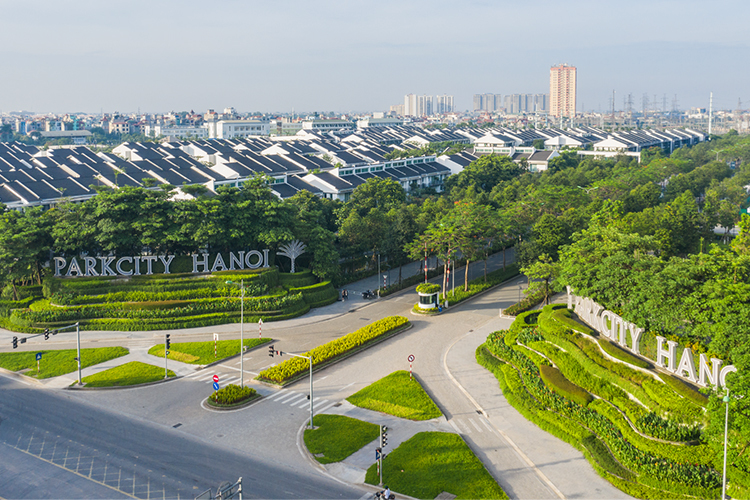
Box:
[517,280,523,304]
[722,388,730,500]
[225,280,245,388]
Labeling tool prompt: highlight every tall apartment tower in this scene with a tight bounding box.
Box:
[404,94,434,116]
[550,64,577,117]
[473,94,502,112]
[435,95,454,114]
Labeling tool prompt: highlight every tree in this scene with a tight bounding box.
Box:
[521,254,560,305]
[445,155,524,195]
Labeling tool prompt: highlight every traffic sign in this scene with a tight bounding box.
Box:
[35,352,43,361]
[213,333,219,341]
[213,374,219,383]
[408,354,415,362]
[213,382,220,391]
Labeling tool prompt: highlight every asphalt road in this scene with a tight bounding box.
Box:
[0,376,363,500]
[0,248,629,499]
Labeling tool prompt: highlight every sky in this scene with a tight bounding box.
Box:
[0,0,747,115]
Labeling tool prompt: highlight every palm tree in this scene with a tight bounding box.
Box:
[278,240,306,273]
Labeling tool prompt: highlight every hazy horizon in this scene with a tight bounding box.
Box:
[1,0,747,115]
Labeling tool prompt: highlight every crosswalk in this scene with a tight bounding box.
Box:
[449,416,498,436]
[185,370,336,412]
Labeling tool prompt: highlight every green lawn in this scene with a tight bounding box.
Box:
[365,432,507,499]
[304,414,380,464]
[347,371,442,421]
[0,347,129,379]
[81,361,175,387]
[148,338,271,364]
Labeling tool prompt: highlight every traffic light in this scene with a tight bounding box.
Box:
[12,336,17,349]
[268,344,275,357]
[44,328,49,340]
[380,425,388,448]
[165,333,171,350]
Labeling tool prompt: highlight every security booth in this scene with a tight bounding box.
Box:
[416,283,441,310]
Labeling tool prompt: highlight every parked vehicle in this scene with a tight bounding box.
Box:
[362,290,377,299]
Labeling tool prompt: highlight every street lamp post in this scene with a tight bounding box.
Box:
[226,280,245,388]
[284,351,314,429]
[517,280,523,304]
[723,388,730,500]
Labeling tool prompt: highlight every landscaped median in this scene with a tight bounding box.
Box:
[347,371,442,420]
[364,432,508,500]
[206,384,260,409]
[304,415,380,464]
[149,338,271,365]
[257,316,410,385]
[0,347,129,379]
[80,361,175,387]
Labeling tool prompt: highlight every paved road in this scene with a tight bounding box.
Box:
[0,375,363,500]
[0,248,630,499]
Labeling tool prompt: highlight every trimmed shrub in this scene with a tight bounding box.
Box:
[597,337,652,369]
[502,289,545,316]
[416,283,440,294]
[539,364,594,406]
[209,384,257,405]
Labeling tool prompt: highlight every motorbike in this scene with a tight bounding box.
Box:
[375,491,395,500]
[362,290,377,299]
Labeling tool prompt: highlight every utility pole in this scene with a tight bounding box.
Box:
[709,92,713,136]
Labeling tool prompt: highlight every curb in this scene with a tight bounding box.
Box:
[201,393,263,412]
[64,374,183,390]
[0,366,46,386]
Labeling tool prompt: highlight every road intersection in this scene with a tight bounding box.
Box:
[0,253,630,499]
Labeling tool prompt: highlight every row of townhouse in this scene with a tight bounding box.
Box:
[0,122,706,210]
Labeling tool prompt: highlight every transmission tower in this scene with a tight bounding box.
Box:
[642,94,650,116]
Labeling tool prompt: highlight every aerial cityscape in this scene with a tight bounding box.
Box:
[1,1,749,500]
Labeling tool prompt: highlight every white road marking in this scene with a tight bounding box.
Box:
[469,418,483,432]
[337,381,355,392]
[268,389,290,401]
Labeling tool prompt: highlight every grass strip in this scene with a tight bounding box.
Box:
[364,432,508,500]
[304,415,379,464]
[149,338,271,365]
[347,370,442,421]
[81,361,175,387]
[0,347,129,379]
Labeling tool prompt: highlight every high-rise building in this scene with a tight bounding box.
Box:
[435,95,454,114]
[473,93,502,112]
[404,94,434,116]
[550,64,577,117]
[504,94,549,114]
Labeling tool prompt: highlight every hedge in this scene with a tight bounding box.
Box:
[483,331,721,496]
[502,289,545,316]
[539,364,594,406]
[416,283,440,294]
[12,294,304,324]
[208,384,258,406]
[597,337,652,369]
[258,316,409,383]
[279,269,316,288]
[289,281,338,308]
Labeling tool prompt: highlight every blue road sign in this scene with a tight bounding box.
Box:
[35,352,42,361]
[213,382,220,391]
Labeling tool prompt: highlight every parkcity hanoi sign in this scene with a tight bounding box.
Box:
[53,250,271,278]
[567,287,736,390]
